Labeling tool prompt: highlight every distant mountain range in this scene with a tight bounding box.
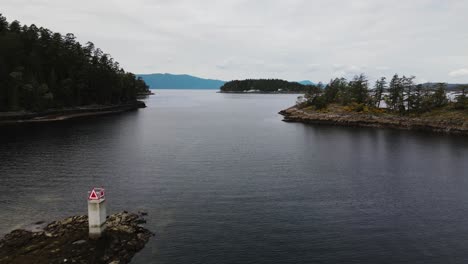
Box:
[421,83,467,91]
[298,80,315,85]
[137,73,225,89]
[137,73,315,89]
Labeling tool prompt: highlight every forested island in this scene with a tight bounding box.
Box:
[220,79,310,93]
[0,14,150,124]
[280,74,468,135]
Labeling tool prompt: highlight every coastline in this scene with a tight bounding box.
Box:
[279,106,468,135]
[0,101,146,126]
[137,91,155,96]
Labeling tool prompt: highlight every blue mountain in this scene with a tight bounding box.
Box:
[298,80,315,85]
[137,73,226,89]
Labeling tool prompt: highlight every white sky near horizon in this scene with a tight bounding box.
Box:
[2,0,468,83]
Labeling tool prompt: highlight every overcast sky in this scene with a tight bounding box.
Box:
[2,0,468,83]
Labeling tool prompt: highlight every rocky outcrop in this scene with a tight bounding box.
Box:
[0,101,146,125]
[279,106,468,135]
[0,211,153,264]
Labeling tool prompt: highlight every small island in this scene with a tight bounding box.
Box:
[280,74,468,135]
[0,211,153,264]
[0,14,150,124]
[220,79,311,93]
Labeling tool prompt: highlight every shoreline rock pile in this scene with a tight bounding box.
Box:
[0,211,153,264]
[279,106,468,135]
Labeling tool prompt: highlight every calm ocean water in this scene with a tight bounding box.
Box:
[0,90,467,263]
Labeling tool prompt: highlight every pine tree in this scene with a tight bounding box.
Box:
[348,74,369,105]
[402,76,415,112]
[386,74,408,114]
[0,15,149,112]
[454,85,467,109]
[373,77,386,108]
[431,83,448,108]
[0,14,8,32]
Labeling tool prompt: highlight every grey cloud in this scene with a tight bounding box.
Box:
[2,0,467,83]
[449,68,468,77]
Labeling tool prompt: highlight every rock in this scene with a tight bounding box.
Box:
[137,210,148,216]
[279,106,468,135]
[118,226,135,234]
[135,219,146,224]
[0,212,153,264]
[60,217,74,225]
[72,240,86,245]
[137,233,149,241]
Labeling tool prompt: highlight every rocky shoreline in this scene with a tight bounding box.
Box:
[0,101,146,126]
[0,211,153,264]
[279,106,468,135]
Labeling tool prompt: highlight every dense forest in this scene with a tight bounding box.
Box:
[297,74,468,114]
[220,79,308,93]
[0,14,149,112]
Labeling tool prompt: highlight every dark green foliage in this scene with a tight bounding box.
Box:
[372,77,386,108]
[454,86,468,109]
[324,78,347,104]
[303,86,322,105]
[300,72,451,115]
[348,74,369,105]
[402,76,416,113]
[430,83,449,108]
[408,84,425,112]
[311,95,328,110]
[385,74,404,113]
[383,75,448,114]
[220,79,308,93]
[0,14,149,112]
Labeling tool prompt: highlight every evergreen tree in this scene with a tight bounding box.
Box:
[430,83,448,108]
[0,15,149,112]
[348,74,369,105]
[402,76,415,113]
[409,84,425,112]
[325,77,348,105]
[303,85,323,106]
[300,73,455,115]
[0,14,8,32]
[386,74,405,113]
[454,85,468,109]
[373,77,386,108]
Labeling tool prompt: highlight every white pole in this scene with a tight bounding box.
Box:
[87,188,107,239]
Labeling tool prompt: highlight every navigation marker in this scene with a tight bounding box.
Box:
[88,187,107,239]
[88,189,99,200]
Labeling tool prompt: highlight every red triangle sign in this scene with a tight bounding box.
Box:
[89,189,99,200]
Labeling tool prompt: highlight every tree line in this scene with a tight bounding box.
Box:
[298,74,468,114]
[220,79,308,93]
[0,14,149,112]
